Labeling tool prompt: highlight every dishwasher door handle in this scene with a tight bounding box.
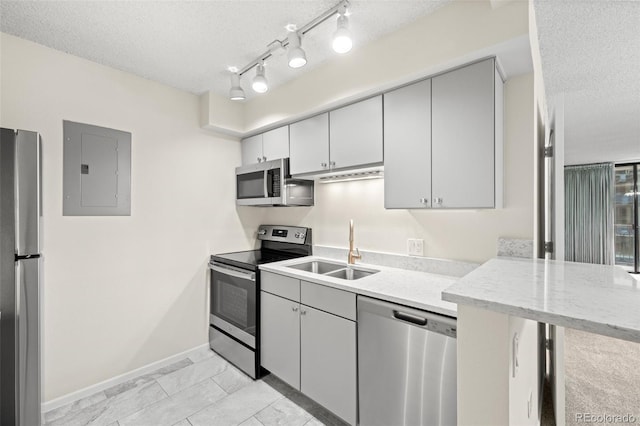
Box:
[393,310,427,326]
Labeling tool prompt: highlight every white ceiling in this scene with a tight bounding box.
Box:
[0,0,455,98]
[533,0,640,165]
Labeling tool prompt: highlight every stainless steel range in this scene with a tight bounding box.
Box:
[209,225,312,378]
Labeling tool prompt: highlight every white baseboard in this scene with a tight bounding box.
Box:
[42,343,210,414]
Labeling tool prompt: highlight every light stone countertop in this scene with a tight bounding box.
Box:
[259,256,459,318]
[442,257,640,343]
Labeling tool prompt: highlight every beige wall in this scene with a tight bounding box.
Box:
[261,73,535,263]
[0,33,262,401]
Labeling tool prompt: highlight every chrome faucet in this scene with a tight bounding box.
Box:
[348,219,362,264]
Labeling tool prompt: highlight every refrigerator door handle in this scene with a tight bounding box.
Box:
[16,258,42,426]
[15,130,41,256]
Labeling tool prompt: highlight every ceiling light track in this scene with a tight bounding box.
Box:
[228,0,352,100]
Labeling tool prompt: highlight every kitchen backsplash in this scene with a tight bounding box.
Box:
[313,245,479,278]
[497,237,534,259]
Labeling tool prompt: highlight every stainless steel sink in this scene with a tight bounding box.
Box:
[325,267,379,280]
[285,259,379,281]
[286,260,344,274]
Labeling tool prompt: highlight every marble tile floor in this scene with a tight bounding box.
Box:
[44,348,348,426]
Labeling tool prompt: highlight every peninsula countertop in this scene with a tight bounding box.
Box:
[442,257,640,343]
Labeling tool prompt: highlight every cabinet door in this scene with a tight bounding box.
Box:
[241,134,263,166]
[301,306,356,425]
[432,59,495,208]
[329,95,383,170]
[384,80,431,209]
[262,126,289,162]
[289,113,330,175]
[260,291,300,390]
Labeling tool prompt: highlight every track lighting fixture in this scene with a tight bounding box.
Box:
[332,13,352,54]
[229,73,245,101]
[226,0,351,100]
[287,32,307,69]
[252,62,269,93]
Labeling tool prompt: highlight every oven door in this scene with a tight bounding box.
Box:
[209,262,257,348]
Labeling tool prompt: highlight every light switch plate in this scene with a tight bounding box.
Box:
[407,239,424,256]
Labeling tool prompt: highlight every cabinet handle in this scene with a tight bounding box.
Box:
[419,198,428,204]
[300,309,307,316]
[292,306,298,312]
[321,162,327,168]
[257,157,262,163]
[263,156,267,162]
[433,197,443,206]
[329,161,336,168]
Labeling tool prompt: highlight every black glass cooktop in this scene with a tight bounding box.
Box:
[211,248,308,271]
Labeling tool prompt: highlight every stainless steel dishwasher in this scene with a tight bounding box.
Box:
[358,295,457,426]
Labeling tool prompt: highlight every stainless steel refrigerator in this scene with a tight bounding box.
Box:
[1,128,42,426]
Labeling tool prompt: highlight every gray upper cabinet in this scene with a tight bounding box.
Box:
[289,113,330,175]
[262,126,289,161]
[241,125,289,165]
[241,134,263,165]
[431,58,498,208]
[384,80,432,209]
[329,96,383,170]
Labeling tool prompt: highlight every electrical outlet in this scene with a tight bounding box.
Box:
[407,239,424,256]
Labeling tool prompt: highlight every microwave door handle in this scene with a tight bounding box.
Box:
[263,170,268,198]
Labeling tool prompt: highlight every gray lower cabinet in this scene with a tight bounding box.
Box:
[300,305,357,425]
[260,291,300,389]
[260,272,357,425]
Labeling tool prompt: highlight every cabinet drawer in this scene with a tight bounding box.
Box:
[301,281,356,320]
[261,271,300,301]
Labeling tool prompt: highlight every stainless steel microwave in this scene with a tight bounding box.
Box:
[236,158,314,206]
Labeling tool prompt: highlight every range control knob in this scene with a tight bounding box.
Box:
[258,229,267,236]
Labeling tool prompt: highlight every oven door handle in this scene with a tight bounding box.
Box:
[210,264,256,282]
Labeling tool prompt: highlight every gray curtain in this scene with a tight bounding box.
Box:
[565,163,615,264]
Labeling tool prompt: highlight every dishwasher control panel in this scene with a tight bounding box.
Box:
[428,320,457,338]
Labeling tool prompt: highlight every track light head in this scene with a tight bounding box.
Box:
[252,63,269,93]
[229,73,245,101]
[287,32,307,69]
[332,14,352,54]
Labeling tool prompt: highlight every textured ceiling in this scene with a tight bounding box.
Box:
[533,0,640,165]
[0,0,453,98]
